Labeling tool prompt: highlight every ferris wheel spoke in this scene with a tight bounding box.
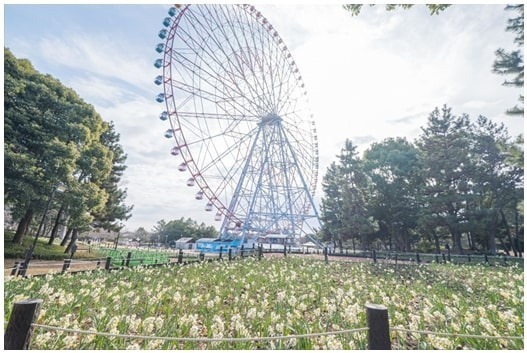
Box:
[199,6,274,115]
[176,111,259,121]
[207,5,277,115]
[200,127,258,195]
[237,10,276,113]
[170,42,261,119]
[177,9,269,116]
[170,49,258,116]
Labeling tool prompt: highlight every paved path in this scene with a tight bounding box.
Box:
[4,258,102,276]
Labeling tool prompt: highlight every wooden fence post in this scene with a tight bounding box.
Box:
[283,244,287,257]
[219,246,223,260]
[415,252,420,264]
[61,259,71,274]
[105,256,112,271]
[178,249,183,264]
[324,247,329,264]
[366,303,391,350]
[228,248,233,261]
[10,262,20,276]
[258,245,263,260]
[4,299,43,350]
[241,245,245,258]
[372,249,377,263]
[125,252,132,267]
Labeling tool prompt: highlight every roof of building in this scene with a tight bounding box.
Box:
[176,237,195,243]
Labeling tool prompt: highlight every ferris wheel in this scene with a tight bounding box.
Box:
[154,4,321,248]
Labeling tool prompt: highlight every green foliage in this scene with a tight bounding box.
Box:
[4,48,132,245]
[343,4,451,16]
[320,140,371,251]
[3,230,101,260]
[152,218,218,243]
[363,137,423,251]
[492,5,524,115]
[322,105,523,254]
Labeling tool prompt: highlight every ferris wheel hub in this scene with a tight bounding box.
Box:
[260,113,282,125]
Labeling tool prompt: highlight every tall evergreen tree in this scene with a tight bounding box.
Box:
[90,121,133,233]
[320,162,344,248]
[416,106,474,254]
[492,5,524,115]
[320,140,370,251]
[363,137,423,251]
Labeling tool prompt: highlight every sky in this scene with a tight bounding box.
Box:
[3,2,524,232]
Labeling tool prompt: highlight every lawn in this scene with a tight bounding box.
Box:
[4,232,102,261]
[4,257,524,349]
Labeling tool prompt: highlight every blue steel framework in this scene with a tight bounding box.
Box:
[154,4,322,249]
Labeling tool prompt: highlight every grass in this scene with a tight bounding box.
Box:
[4,230,102,261]
[4,257,524,350]
[98,248,170,266]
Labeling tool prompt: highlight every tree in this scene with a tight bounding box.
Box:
[4,49,132,248]
[320,162,345,248]
[5,48,92,244]
[363,137,423,251]
[492,5,524,116]
[90,121,133,233]
[337,139,371,251]
[416,106,474,254]
[320,139,371,251]
[468,116,523,254]
[152,218,218,244]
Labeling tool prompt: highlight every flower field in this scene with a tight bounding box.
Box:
[4,257,524,350]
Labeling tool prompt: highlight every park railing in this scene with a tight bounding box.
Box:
[260,244,523,266]
[6,244,522,278]
[4,299,523,350]
[6,246,263,278]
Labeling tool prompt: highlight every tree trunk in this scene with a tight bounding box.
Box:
[65,229,78,254]
[48,205,64,245]
[450,227,463,255]
[60,227,73,246]
[12,208,34,245]
[497,236,509,256]
[486,212,498,255]
[432,229,441,254]
[501,210,517,257]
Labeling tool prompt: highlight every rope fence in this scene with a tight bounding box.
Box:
[30,323,369,343]
[390,327,524,340]
[4,300,524,350]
